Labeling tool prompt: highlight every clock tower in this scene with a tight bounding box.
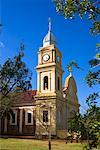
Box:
[36,19,63,96]
[35,19,64,136]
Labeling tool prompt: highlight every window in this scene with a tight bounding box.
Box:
[25,110,33,125]
[12,113,15,123]
[27,113,31,123]
[58,77,60,90]
[10,110,17,125]
[43,111,48,123]
[43,76,48,90]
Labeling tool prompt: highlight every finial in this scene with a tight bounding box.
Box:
[68,66,72,76]
[48,17,51,32]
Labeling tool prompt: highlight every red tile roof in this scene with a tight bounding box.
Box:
[13,90,37,106]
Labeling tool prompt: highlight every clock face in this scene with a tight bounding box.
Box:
[43,54,50,62]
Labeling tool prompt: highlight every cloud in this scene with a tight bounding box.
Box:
[0,41,5,48]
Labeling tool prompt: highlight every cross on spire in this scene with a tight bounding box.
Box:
[48,17,51,32]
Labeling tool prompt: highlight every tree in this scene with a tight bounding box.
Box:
[53,1,100,149]
[84,52,100,149]
[68,113,87,141]
[54,0,100,34]
[0,43,32,118]
[86,44,100,87]
[67,51,100,149]
[68,105,100,149]
[84,43,100,149]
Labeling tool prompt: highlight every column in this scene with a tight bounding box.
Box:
[52,50,55,62]
[4,117,7,133]
[49,72,51,91]
[37,72,41,93]
[52,70,55,92]
[19,109,23,133]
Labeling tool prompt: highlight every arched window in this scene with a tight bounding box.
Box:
[58,77,60,90]
[43,76,48,90]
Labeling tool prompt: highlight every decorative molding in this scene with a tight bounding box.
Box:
[19,106,35,109]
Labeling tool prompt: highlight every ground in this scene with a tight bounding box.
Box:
[0,138,84,150]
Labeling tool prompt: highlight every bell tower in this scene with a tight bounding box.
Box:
[36,18,63,97]
[35,19,64,136]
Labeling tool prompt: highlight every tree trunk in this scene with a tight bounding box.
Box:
[48,131,51,150]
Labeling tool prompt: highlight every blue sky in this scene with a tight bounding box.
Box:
[0,0,99,113]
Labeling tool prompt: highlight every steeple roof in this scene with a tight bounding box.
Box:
[43,18,56,47]
[63,74,77,93]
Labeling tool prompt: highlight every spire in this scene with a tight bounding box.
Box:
[43,18,56,47]
[48,17,51,32]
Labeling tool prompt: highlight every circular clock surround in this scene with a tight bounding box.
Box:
[43,54,50,62]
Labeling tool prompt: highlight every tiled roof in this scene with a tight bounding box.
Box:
[13,90,37,106]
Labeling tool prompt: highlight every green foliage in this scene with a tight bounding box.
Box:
[68,113,87,140]
[69,91,100,148]
[67,60,82,72]
[69,105,100,148]
[88,44,100,68]
[90,21,100,35]
[54,1,100,149]
[96,53,100,59]
[85,70,100,87]
[81,53,99,149]
[0,43,32,118]
[54,0,100,34]
[86,92,99,106]
[85,105,100,149]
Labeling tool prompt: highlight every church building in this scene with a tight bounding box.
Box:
[1,20,79,139]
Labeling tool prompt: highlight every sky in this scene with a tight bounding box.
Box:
[0,0,99,113]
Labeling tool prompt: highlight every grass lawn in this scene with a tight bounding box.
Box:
[0,138,84,150]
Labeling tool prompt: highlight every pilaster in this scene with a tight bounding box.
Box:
[4,117,7,133]
[19,109,23,133]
